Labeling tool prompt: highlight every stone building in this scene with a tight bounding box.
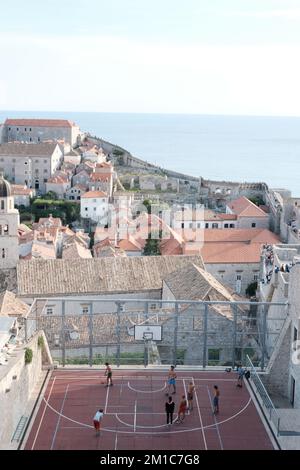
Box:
[80,190,109,225]
[0,142,63,193]
[0,175,19,269]
[1,118,81,147]
[226,196,269,229]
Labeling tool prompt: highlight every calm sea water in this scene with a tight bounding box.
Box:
[1,111,299,195]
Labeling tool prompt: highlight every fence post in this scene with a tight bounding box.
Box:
[62,300,66,367]
[116,302,121,367]
[231,304,238,368]
[203,304,208,368]
[89,303,93,367]
[173,303,179,366]
[261,304,268,371]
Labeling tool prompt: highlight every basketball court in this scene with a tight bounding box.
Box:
[23,368,276,450]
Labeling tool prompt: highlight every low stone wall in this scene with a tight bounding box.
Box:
[0,331,52,449]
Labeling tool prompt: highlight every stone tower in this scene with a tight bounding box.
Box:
[0,173,19,269]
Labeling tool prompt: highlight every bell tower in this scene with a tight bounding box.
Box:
[0,173,19,269]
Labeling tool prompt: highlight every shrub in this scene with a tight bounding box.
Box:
[246,281,258,297]
[38,336,44,349]
[25,348,33,364]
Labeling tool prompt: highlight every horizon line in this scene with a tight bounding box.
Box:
[1,110,300,119]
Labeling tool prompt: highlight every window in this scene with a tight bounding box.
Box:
[46,307,53,315]
[205,223,209,228]
[44,169,48,173]
[94,207,97,211]
[197,223,201,228]
[236,275,242,281]
[35,160,39,163]
[150,303,158,311]
[8,127,11,131]
[93,199,97,203]
[212,223,219,229]
[44,179,47,183]
[224,223,229,228]
[29,137,32,142]
[253,274,259,281]
[38,138,41,142]
[3,224,8,235]
[189,222,193,228]
[85,207,88,211]
[181,223,184,229]
[252,223,256,228]
[16,128,19,131]
[293,328,298,353]
[102,199,106,203]
[24,161,28,165]
[81,306,89,315]
[1,200,4,210]
[12,158,16,163]
[25,128,27,131]
[29,128,32,131]
[208,348,220,363]
[230,224,235,228]
[1,248,5,258]
[35,169,39,175]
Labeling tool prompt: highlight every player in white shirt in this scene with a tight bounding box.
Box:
[93,409,104,435]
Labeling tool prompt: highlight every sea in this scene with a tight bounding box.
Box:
[1,111,300,196]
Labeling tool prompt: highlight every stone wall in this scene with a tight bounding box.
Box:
[0,331,52,449]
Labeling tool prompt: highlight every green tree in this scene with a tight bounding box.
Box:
[246,281,258,297]
[143,234,161,256]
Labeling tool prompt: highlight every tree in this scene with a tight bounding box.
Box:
[143,234,161,256]
[246,281,258,298]
[143,199,152,214]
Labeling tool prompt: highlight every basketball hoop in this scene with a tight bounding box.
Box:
[143,332,153,341]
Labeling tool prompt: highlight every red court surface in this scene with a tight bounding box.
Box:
[24,369,275,450]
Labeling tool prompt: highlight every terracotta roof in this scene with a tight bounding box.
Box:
[0,142,59,156]
[118,236,143,252]
[63,241,92,259]
[11,184,33,195]
[203,228,279,244]
[200,242,262,264]
[81,190,108,198]
[164,264,235,319]
[17,255,204,296]
[0,291,29,318]
[5,118,76,128]
[227,197,268,218]
[47,175,69,184]
[164,263,234,303]
[90,173,110,182]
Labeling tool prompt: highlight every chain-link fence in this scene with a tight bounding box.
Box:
[24,298,288,369]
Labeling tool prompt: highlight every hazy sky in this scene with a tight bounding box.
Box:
[1,0,300,115]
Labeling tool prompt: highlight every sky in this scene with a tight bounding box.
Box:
[1,0,300,115]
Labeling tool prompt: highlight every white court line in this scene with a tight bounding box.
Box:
[52,376,237,382]
[114,433,118,450]
[42,393,251,435]
[115,413,179,429]
[206,386,224,450]
[31,377,56,450]
[51,384,69,450]
[128,381,166,393]
[134,400,137,433]
[182,379,189,415]
[193,377,208,450]
[104,384,110,414]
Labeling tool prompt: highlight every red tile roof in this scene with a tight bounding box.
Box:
[81,190,108,198]
[227,197,268,218]
[5,118,76,128]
